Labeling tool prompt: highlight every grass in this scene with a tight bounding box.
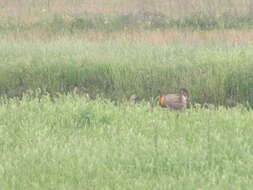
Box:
[1,1,252,189]
[2,29,253,45]
[0,93,253,189]
[1,10,253,34]
[1,0,253,34]
[0,40,253,106]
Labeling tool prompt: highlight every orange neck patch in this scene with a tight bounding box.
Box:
[159,95,166,105]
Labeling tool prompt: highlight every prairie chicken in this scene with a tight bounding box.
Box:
[159,88,189,110]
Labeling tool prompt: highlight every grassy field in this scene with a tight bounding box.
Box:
[0,94,253,189]
[0,40,253,106]
[1,1,253,189]
[1,0,253,34]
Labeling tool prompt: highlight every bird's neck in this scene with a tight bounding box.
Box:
[180,94,187,103]
[159,95,166,105]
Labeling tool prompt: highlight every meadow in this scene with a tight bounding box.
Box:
[1,0,253,189]
[0,40,253,107]
[1,0,253,33]
[1,94,253,189]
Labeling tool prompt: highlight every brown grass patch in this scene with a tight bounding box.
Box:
[0,0,252,22]
[2,28,253,45]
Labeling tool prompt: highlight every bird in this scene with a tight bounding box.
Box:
[158,88,189,110]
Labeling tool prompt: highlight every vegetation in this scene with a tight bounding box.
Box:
[0,40,253,106]
[1,1,253,189]
[2,12,253,33]
[1,0,253,33]
[0,94,253,189]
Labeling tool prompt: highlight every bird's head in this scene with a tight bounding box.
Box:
[179,88,189,99]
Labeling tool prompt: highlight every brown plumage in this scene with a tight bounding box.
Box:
[159,88,189,110]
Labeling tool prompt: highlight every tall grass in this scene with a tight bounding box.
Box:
[1,12,253,34]
[0,94,253,189]
[0,40,253,106]
[1,0,253,33]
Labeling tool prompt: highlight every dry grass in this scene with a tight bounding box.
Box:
[0,0,252,22]
[1,0,252,44]
[2,28,253,45]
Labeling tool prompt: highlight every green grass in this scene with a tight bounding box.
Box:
[0,94,253,189]
[0,40,253,106]
[1,1,252,189]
